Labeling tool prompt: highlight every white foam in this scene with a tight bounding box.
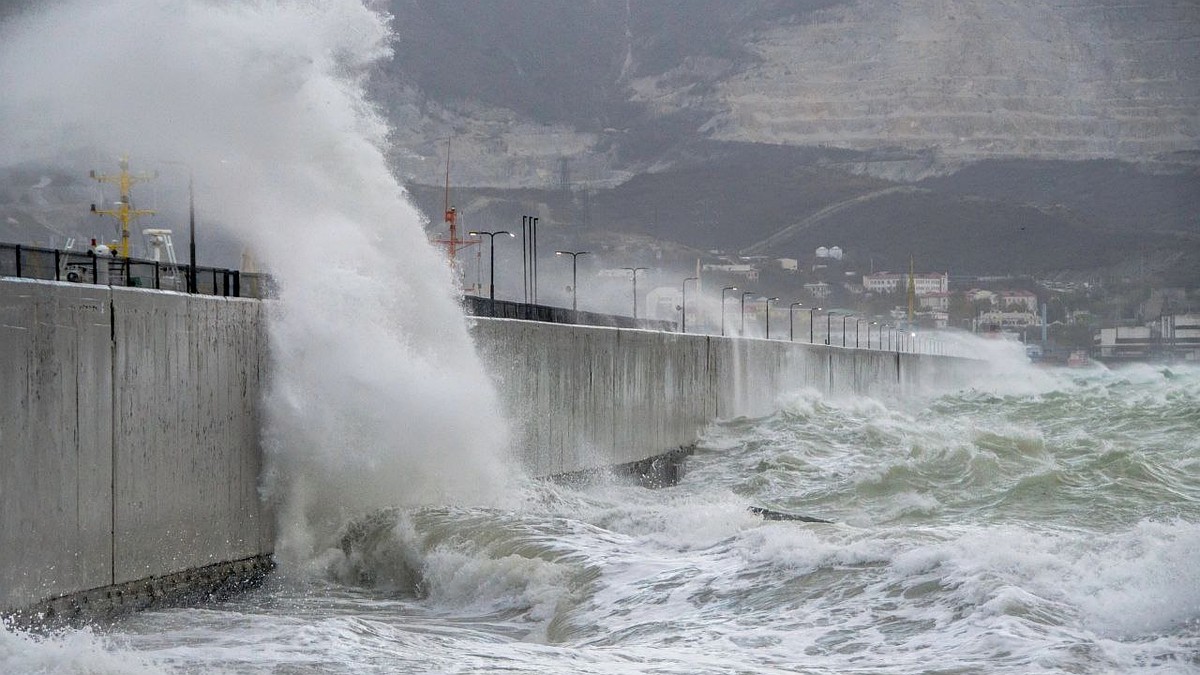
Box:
[0,624,168,675]
[0,0,515,566]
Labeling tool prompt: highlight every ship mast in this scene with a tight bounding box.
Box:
[90,155,156,258]
[433,137,477,271]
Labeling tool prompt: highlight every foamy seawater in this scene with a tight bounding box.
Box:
[5,363,1197,674]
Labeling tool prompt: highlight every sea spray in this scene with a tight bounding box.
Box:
[0,0,514,566]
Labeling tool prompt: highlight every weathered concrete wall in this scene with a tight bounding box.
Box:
[2,279,974,617]
[110,289,270,585]
[471,318,975,476]
[0,281,113,613]
[0,280,270,615]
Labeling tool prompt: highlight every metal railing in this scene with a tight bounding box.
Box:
[0,242,272,299]
[463,295,677,332]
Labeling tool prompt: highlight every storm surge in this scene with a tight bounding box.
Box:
[0,0,513,567]
[35,362,1196,674]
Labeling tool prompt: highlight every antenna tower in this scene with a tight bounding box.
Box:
[432,137,477,271]
[90,155,156,258]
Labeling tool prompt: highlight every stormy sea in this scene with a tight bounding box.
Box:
[5,362,1198,674]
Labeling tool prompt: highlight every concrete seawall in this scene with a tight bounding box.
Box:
[0,280,272,620]
[471,318,975,477]
[2,280,976,619]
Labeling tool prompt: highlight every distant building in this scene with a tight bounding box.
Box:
[646,286,681,321]
[1094,314,1200,362]
[1093,325,1153,361]
[965,289,998,305]
[978,310,1040,328]
[804,281,832,299]
[998,290,1038,312]
[598,268,637,278]
[815,246,847,260]
[918,292,951,311]
[863,272,949,296]
[777,258,799,272]
[701,263,759,282]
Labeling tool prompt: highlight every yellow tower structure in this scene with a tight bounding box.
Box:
[90,155,156,258]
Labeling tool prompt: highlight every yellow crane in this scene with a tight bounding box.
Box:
[90,155,156,258]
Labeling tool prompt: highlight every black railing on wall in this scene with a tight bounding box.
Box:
[0,242,272,299]
[463,295,676,332]
[2,242,675,331]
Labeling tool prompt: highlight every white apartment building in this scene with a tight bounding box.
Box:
[998,290,1038,312]
[863,272,949,295]
[918,292,951,311]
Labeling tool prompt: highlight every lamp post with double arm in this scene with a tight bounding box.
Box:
[554,250,589,311]
[470,230,514,302]
[621,267,648,319]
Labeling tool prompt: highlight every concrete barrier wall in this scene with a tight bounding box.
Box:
[472,318,975,476]
[1,280,270,615]
[0,281,113,612]
[110,289,270,584]
[2,280,974,616]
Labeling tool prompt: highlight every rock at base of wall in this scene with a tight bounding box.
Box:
[3,555,274,631]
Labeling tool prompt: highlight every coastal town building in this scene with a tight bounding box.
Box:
[1094,314,1200,362]
[862,272,948,295]
[998,289,1038,312]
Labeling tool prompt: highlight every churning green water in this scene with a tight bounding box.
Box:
[5,363,1198,674]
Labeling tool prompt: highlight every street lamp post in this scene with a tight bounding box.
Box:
[789,302,803,342]
[764,297,779,339]
[826,311,833,345]
[740,291,755,335]
[721,286,738,336]
[621,267,648,319]
[808,307,821,344]
[681,277,698,333]
[555,250,590,311]
[471,230,514,302]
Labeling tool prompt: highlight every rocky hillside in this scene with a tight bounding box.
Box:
[377,0,1199,185]
[374,0,1198,277]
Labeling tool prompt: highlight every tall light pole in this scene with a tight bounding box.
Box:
[622,267,647,319]
[470,230,514,302]
[809,307,821,344]
[740,291,755,335]
[826,311,833,345]
[521,215,540,304]
[555,250,589,311]
[789,302,803,342]
[721,286,738,336]
[764,297,779,339]
[842,315,849,347]
[681,277,698,333]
